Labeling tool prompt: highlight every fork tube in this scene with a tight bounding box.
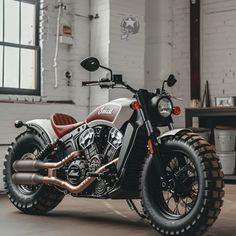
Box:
[136,90,166,179]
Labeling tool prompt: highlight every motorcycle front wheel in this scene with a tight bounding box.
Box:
[141,132,224,236]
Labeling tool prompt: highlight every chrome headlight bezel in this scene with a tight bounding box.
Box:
[157,97,173,118]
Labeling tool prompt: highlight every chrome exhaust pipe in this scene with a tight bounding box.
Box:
[13,151,81,172]
[12,158,118,194]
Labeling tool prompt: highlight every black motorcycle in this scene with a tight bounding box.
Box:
[3,57,224,236]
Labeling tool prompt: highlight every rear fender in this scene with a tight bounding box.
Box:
[26,119,57,143]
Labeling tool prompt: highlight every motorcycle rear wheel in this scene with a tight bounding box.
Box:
[141,132,224,236]
[3,130,64,214]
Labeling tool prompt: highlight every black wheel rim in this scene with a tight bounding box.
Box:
[151,150,199,219]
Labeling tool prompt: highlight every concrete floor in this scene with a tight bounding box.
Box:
[0,185,236,236]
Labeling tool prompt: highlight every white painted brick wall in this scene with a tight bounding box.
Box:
[90,0,110,109]
[201,0,236,105]
[146,0,190,128]
[40,0,90,105]
[109,0,146,100]
[0,0,91,190]
[171,0,190,128]
[2,0,235,191]
[158,0,236,126]
[90,0,146,106]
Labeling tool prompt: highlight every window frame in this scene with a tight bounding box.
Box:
[0,0,40,96]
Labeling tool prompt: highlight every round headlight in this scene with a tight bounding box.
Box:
[157,98,173,118]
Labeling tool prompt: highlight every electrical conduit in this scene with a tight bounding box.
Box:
[53,1,63,88]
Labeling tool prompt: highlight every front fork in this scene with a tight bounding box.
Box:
[136,90,173,182]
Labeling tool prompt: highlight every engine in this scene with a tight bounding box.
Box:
[66,125,123,196]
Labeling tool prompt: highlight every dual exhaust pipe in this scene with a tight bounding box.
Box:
[12,151,118,194]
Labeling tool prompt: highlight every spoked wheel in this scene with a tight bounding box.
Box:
[141,132,224,236]
[3,131,64,214]
[159,151,199,219]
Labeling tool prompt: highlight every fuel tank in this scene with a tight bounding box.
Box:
[86,98,135,129]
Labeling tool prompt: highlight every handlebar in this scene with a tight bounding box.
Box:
[82,78,137,93]
[82,79,115,89]
[82,81,100,86]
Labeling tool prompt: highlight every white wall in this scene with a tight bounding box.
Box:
[0,0,91,190]
[2,0,235,190]
[146,0,236,128]
[171,0,190,127]
[109,0,146,100]
[201,0,236,105]
[145,0,190,128]
[89,0,146,105]
[0,0,146,190]
[90,0,110,110]
[145,0,173,91]
[0,0,91,142]
[40,0,90,104]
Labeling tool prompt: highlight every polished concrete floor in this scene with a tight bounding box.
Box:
[0,185,236,236]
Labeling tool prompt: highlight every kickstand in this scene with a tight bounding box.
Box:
[126,199,146,219]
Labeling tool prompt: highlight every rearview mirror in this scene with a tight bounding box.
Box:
[167,74,177,87]
[80,57,100,72]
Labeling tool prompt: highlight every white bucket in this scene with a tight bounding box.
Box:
[217,152,235,175]
[214,128,236,152]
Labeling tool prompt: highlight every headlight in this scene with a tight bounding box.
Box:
[157,98,173,118]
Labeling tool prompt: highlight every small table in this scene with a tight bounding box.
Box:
[185,107,236,128]
[185,106,236,182]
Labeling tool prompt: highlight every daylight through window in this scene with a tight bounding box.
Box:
[0,0,40,95]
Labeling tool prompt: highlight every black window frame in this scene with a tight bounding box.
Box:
[0,0,41,96]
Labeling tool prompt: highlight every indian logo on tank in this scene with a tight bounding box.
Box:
[98,107,114,115]
[86,104,121,124]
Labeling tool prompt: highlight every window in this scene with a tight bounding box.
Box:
[0,0,40,95]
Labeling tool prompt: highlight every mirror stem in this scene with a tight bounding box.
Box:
[99,65,113,80]
[161,80,167,93]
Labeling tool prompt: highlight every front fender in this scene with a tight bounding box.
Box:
[158,128,191,140]
[26,119,57,143]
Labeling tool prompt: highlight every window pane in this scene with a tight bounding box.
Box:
[5,0,19,43]
[21,3,35,45]
[0,46,3,87]
[0,0,3,41]
[21,49,35,89]
[4,46,19,88]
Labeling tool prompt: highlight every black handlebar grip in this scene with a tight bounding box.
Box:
[82,81,98,86]
[100,82,115,89]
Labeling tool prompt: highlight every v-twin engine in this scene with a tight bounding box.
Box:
[79,126,123,163]
[66,125,123,195]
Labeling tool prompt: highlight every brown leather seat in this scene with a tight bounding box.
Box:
[50,113,84,138]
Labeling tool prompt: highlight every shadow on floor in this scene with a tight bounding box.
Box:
[15,210,150,230]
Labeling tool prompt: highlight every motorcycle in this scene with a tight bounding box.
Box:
[3,57,224,236]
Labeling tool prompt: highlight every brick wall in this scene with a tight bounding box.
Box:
[2,0,235,190]
[145,0,190,128]
[201,0,236,105]
[89,0,110,110]
[0,0,91,190]
[0,0,91,142]
[109,0,146,100]
[171,0,190,127]
[0,0,146,191]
